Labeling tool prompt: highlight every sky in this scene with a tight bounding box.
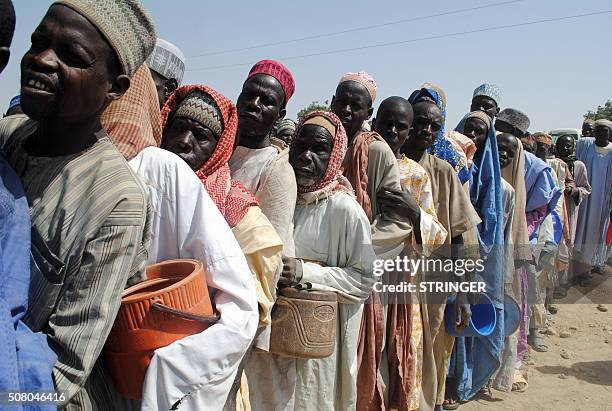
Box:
[1,0,611,132]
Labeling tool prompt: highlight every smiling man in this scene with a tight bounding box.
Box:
[229,59,297,259]
[0,0,155,407]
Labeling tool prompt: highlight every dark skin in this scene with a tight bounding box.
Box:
[236,74,286,149]
[330,80,373,145]
[555,135,581,204]
[281,124,335,284]
[149,68,178,109]
[372,97,422,238]
[594,124,611,148]
[496,133,518,169]
[582,121,594,137]
[20,5,129,157]
[402,101,471,328]
[470,95,499,119]
[462,117,488,151]
[519,135,535,154]
[275,127,294,145]
[535,141,551,160]
[161,114,220,171]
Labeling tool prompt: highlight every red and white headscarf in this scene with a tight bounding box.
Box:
[293,110,353,199]
[161,85,258,227]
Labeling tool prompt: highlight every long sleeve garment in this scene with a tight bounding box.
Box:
[128,147,258,411]
[0,154,56,411]
[574,138,612,267]
[0,115,150,409]
[246,191,376,411]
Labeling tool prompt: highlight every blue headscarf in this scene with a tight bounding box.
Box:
[408,86,470,184]
[450,110,506,401]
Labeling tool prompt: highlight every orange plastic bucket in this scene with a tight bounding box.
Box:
[104,259,218,400]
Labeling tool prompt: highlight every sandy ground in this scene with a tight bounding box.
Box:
[462,265,612,411]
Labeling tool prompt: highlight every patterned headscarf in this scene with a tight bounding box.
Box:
[533,132,553,146]
[339,71,377,103]
[293,110,352,199]
[102,63,162,160]
[409,84,470,183]
[161,85,258,227]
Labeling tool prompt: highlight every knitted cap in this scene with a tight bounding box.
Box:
[174,90,223,136]
[339,71,377,103]
[473,83,502,106]
[497,108,530,135]
[247,59,295,103]
[52,0,156,77]
[146,38,186,84]
[276,118,297,134]
[595,119,612,131]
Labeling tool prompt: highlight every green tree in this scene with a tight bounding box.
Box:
[584,100,612,121]
[297,100,329,122]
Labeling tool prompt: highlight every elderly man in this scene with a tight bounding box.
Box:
[573,120,612,283]
[470,83,502,119]
[330,72,420,410]
[0,0,155,407]
[146,38,186,108]
[229,59,297,258]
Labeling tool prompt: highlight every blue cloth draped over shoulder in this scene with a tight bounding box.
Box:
[523,151,562,243]
[0,155,56,411]
[408,87,470,184]
[449,112,506,401]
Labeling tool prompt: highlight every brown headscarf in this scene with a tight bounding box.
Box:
[102,63,162,160]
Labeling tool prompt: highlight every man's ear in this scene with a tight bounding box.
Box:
[0,47,10,75]
[367,106,374,119]
[495,106,501,116]
[277,108,286,122]
[371,116,377,130]
[108,74,131,101]
[330,95,335,107]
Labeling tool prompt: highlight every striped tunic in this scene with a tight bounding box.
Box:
[0,115,150,409]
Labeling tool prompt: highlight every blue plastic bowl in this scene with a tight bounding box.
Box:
[503,294,521,336]
[444,293,496,337]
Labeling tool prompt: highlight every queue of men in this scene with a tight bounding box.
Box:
[1,0,611,410]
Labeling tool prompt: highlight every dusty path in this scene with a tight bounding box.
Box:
[461,265,612,411]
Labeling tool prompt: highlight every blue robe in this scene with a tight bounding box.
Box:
[0,155,56,411]
[574,138,612,266]
[449,116,505,401]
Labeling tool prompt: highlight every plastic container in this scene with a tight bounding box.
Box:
[503,294,521,336]
[444,293,496,337]
[269,287,337,359]
[104,259,218,400]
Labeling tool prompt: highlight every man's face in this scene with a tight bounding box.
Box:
[519,135,535,153]
[374,101,412,154]
[406,102,442,151]
[330,81,372,141]
[582,122,593,137]
[497,133,518,169]
[162,115,220,171]
[555,135,574,158]
[20,5,118,123]
[289,124,333,188]
[463,117,488,149]
[276,127,294,144]
[470,95,498,119]
[535,141,550,160]
[594,124,611,147]
[149,69,177,109]
[236,74,285,138]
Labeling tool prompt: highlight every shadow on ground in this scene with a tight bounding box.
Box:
[536,361,612,386]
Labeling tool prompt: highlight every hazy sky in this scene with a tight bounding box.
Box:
[1,0,610,132]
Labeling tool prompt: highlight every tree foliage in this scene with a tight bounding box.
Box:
[584,100,612,121]
[297,100,329,122]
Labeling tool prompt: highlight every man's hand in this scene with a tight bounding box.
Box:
[278,256,298,287]
[377,186,421,225]
[455,303,472,330]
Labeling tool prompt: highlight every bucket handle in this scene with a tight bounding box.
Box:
[151,300,220,324]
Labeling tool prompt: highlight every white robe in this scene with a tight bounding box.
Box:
[128,147,258,411]
[246,190,376,411]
